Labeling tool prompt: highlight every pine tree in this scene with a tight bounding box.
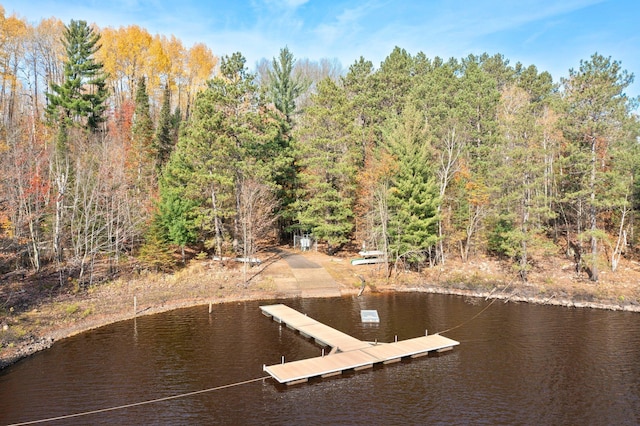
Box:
[267,46,308,123]
[156,183,198,264]
[408,58,469,265]
[157,52,283,259]
[137,220,177,272]
[453,56,502,262]
[130,76,154,189]
[373,47,415,119]
[386,105,441,268]
[294,78,360,254]
[491,76,555,281]
[560,53,636,281]
[46,20,108,131]
[154,84,177,172]
[342,56,377,160]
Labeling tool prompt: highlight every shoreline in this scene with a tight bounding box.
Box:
[394,285,640,311]
[2,281,638,371]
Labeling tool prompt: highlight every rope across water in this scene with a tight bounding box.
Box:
[7,376,271,426]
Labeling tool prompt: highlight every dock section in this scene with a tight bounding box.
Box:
[260,304,371,352]
[261,304,459,385]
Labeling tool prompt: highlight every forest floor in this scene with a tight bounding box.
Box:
[1,245,640,369]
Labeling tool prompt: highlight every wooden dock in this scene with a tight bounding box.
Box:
[260,304,459,385]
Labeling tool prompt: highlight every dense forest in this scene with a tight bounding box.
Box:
[0,9,639,287]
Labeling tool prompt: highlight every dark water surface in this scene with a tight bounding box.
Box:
[1,294,639,425]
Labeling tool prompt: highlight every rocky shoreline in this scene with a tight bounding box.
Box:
[2,281,638,372]
[396,285,640,312]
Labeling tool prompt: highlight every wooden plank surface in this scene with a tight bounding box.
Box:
[261,304,317,328]
[261,304,460,385]
[265,350,378,383]
[361,335,460,360]
[261,304,370,351]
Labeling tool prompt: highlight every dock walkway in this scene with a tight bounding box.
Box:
[260,304,459,385]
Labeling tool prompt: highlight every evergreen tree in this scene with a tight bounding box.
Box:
[267,46,308,123]
[46,20,108,131]
[373,47,415,119]
[386,105,441,268]
[459,55,502,175]
[158,52,283,258]
[342,56,377,160]
[137,220,177,271]
[259,48,303,238]
[154,84,177,172]
[156,183,198,263]
[294,78,360,254]
[343,57,379,246]
[130,76,154,188]
[560,53,636,281]
[409,58,469,265]
[454,56,502,261]
[491,77,555,281]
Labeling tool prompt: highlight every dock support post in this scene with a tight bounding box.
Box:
[395,335,398,342]
[425,329,428,336]
[209,302,212,314]
[281,355,285,364]
[133,296,137,317]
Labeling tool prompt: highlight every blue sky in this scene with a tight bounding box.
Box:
[2,0,639,98]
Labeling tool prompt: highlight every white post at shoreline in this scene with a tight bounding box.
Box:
[134,296,137,317]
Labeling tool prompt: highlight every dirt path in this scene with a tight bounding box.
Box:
[273,249,342,297]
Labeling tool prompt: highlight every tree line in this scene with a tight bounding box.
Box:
[0,10,638,286]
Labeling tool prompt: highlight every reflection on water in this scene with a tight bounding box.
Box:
[1,294,639,425]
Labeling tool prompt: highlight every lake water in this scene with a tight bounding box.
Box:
[1,294,639,425]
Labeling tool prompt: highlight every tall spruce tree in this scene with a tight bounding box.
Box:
[46,20,108,131]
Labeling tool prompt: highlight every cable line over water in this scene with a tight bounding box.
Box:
[7,376,270,426]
